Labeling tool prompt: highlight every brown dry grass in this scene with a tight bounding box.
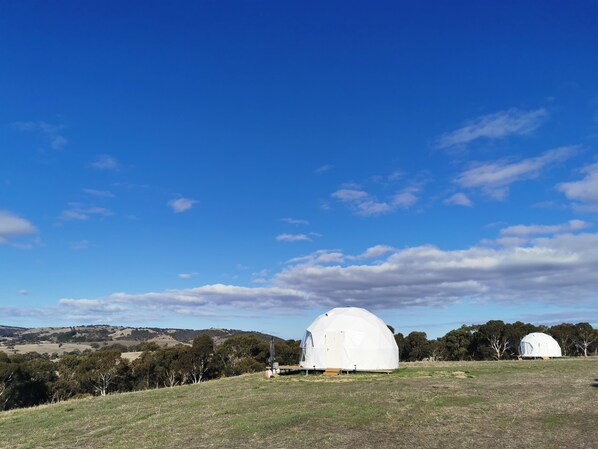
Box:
[1,358,596,449]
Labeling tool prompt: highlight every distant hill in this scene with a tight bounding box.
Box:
[0,324,281,347]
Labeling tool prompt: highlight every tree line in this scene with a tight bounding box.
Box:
[393,320,597,362]
[0,334,300,411]
[1,320,596,411]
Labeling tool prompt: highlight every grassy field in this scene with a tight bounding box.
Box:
[1,359,597,449]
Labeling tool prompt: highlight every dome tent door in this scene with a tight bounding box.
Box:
[325,330,344,368]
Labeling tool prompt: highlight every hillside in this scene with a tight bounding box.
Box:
[1,359,597,449]
[0,324,280,356]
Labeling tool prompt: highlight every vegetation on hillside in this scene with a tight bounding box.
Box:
[1,320,596,412]
[1,359,596,449]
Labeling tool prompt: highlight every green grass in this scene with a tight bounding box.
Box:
[1,359,597,449]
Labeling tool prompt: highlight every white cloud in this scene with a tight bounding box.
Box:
[276,233,311,242]
[83,188,115,198]
[435,108,548,149]
[178,272,199,279]
[12,121,67,150]
[168,197,198,213]
[61,203,113,220]
[500,219,591,237]
[287,249,346,265]
[91,154,120,171]
[387,170,404,182]
[455,146,578,199]
[557,162,598,210]
[0,210,38,245]
[393,191,418,209]
[314,164,333,175]
[332,187,419,216]
[282,218,309,225]
[350,244,396,260]
[17,289,29,295]
[40,231,598,322]
[444,192,473,207]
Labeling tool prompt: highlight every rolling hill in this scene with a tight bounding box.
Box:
[1,358,597,449]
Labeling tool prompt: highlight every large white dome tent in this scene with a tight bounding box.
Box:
[299,307,399,371]
[519,332,562,358]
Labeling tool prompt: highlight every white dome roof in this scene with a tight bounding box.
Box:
[299,307,399,370]
[519,332,562,358]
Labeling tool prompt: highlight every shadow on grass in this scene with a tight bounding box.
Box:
[592,379,598,388]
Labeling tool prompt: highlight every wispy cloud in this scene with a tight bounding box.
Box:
[168,197,198,213]
[17,289,29,295]
[435,108,548,149]
[276,233,311,242]
[444,192,473,207]
[557,162,598,211]
[281,217,309,225]
[0,210,38,246]
[12,121,67,150]
[455,146,578,199]
[91,154,120,171]
[61,203,113,220]
[332,187,420,216]
[178,272,199,279]
[83,188,115,198]
[314,164,333,175]
[500,219,591,237]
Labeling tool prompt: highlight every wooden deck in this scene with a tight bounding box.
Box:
[274,365,393,374]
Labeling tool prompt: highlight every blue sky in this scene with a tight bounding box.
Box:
[1,1,598,339]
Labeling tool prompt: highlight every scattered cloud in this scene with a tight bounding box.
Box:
[393,189,419,209]
[0,210,38,246]
[12,121,67,150]
[556,162,598,211]
[444,192,473,207]
[276,233,311,242]
[332,187,419,216]
[37,232,598,322]
[435,108,548,150]
[178,272,199,279]
[168,197,198,213]
[282,218,309,225]
[17,289,29,295]
[349,244,396,260]
[455,146,578,199]
[387,170,404,182]
[91,154,120,171]
[61,203,113,220]
[500,219,591,237]
[314,164,333,175]
[83,188,115,198]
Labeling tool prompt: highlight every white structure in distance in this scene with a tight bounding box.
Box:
[519,332,562,358]
[299,307,399,371]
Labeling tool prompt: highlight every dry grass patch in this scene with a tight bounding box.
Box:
[1,359,597,449]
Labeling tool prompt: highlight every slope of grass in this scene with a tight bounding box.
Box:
[1,359,597,449]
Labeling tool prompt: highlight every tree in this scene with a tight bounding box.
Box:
[403,332,431,361]
[187,335,215,383]
[441,326,475,361]
[79,350,122,396]
[573,323,597,357]
[394,333,405,360]
[548,323,577,356]
[476,321,510,360]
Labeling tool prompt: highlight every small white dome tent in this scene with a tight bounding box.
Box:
[299,307,399,371]
[519,332,562,358]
